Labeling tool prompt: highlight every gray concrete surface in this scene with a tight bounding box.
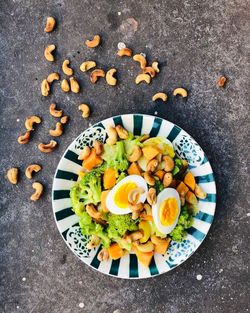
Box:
[0,0,249,312]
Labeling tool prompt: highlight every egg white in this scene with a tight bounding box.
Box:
[106,175,148,215]
[152,188,181,234]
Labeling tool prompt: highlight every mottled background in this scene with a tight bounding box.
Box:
[0,0,249,312]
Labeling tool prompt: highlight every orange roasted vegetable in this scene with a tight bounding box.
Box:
[155,170,165,181]
[184,172,196,191]
[142,146,160,160]
[176,181,189,197]
[103,168,117,189]
[127,162,141,176]
[133,243,154,267]
[82,148,103,171]
[185,190,198,205]
[153,238,171,255]
[101,190,110,213]
[108,243,124,260]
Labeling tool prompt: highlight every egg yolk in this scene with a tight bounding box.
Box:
[114,182,137,208]
[159,197,178,226]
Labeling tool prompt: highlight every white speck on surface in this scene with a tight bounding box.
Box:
[16,118,20,122]
[154,111,158,115]
[31,249,34,253]
[50,249,53,252]
[89,123,92,127]
[247,212,250,216]
[196,274,202,280]
[117,42,126,50]
[118,12,121,16]
[79,280,82,284]
[219,268,223,273]
[16,306,19,309]
[230,297,233,300]
[79,303,84,308]
[113,310,122,313]
[22,277,26,282]
[140,52,146,58]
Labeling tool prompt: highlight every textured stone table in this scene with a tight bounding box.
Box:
[0,1,249,312]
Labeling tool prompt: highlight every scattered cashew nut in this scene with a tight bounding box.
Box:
[86,204,102,219]
[128,187,145,204]
[78,104,90,118]
[144,172,155,186]
[132,211,140,220]
[80,61,96,72]
[7,168,19,184]
[44,44,56,62]
[152,92,168,102]
[47,72,60,83]
[70,77,80,93]
[49,103,63,118]
[106,68,117,86]
[152,61,160,73]
[163,156,175,172]
[144,203,152,216]
[106,126,118,145]
[93,140,103,155]
[173,87,188,98]
[18,131,31,144]
[146,159,158,172]
[60,115,69,124]
[78,146,91,160]
[41,79,50,96]
[128,230,143,241]
[135,241,154,253]
[25,164,42,179]
[127,146,142,162]
[38,140,57,153]
[133,54,147,69]
[30,182,44,201]
[129,202,144,212]
[85,35,101,48]
[90,69,105,83]
[163,172,173,187]
[49,122,63,137]
[115,125,129,139]
[117,48,132,57]
[86,235,100,249]
[61,79,70,92]
[147,188,157,205]
[25,116,41,131]
[62,59,73,76]
[97,248,109,262]
[195,184,207,199]
[217,76,227,88]
[44,16,56,33]
[135,73,151,85]
[151,235,170,246]
[143,67,156,78]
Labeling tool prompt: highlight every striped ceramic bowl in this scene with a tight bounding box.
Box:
[52,114,216,279]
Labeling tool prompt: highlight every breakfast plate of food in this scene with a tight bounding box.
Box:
[52,114,216,279]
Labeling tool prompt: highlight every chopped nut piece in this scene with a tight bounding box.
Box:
[41,79,50,96]
[44,17,56,33]
[7,168,19,184]
[217,76,227,88]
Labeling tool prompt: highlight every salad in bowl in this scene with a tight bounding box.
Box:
[69,124,207,267]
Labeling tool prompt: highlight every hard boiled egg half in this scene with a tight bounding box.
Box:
[106,175,148,215]
[152,188,181,234]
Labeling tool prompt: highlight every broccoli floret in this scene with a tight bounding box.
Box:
[116,172,127,183]
[106,213,138,240]
[70,185,85,217]
[79,212,111,248]
[78,171,102,206]
[169,206,193,242]
[124,136,143,157]
[102,141,129,172]
[154,180,164,195]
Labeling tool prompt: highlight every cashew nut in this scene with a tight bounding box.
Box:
[133,54,147,69]
[144,203,152,216]
[180,196,185,206]
[86,204,102,219]
[135,73,151,85]
[97,248,109,262]
[144,172,155,186]
[152,92,168,102]
[49,103,63,118]
[117,47,133,57]
[106,126,118,145]
[128,230,143,241]
[128,187,145,204]
[41,79,50,96]
[90,69,105,83]
[7,168,19,184]
[151,235,171,246]
[93,140,103,155]
[80,61,96,72]
[44,16,56,33]
[69,77,80,93]
[47,72,60,83]
[60,115,69,124]
[30,182,44,201]
[44,44,56,62]
[61,79,70,92]
[25,164,42,179]
[217,76,227,88]
[106,68,117,86]
[49,122,63,137]
[146,159,158,172]
[25,116,41,131]
[147,188,157,205]
[152,61,160,73]
[135,241,154,253]
[163,156,174,172]
[132,211,140,220]
[139,134,150,142]
[18,131,31,144]
[143,66,156,78]
[173,87,188,98]
[78,104,90,118]
[38,140,57,153]
[115,125,129,139]
[78,146,91,160]
[194,184,207,199]
[62,59,73,76]
[86,235,100,249]
[85,35,101,48]
[163,172,173,188]
[129,202,144,212]
[127,146,142,162]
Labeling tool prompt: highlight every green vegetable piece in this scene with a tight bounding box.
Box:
[106,213,138,240]
[169,206,194,242]
[172,165,180,176]
[154,180,164,195]
[102,141,129,172]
